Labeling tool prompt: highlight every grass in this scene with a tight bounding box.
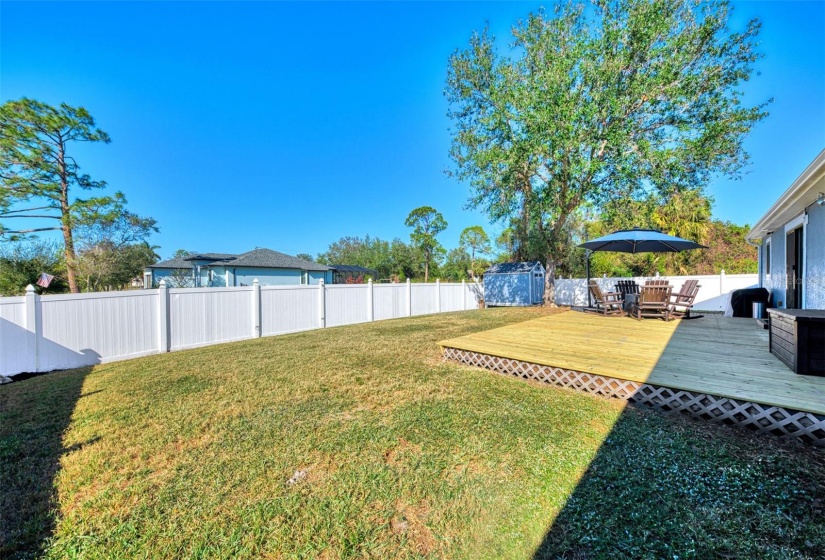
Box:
[1,307,824,559]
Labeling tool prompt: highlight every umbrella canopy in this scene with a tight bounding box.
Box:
[579,228,706,253]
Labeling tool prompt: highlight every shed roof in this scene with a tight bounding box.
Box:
[484,261,543,274]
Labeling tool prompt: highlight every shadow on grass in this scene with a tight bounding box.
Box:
[0,366,94,559]
[531,405,825,559]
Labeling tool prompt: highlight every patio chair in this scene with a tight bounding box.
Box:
[644,279,670,287]
[633,284,673,321]
[669,279,701,319]
[587,280,624,316]
[615,280,640,301]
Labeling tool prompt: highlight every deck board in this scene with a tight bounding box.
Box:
[439,311,825,415]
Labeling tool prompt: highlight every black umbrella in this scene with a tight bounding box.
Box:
[579,227,706,307]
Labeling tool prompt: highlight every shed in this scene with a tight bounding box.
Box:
[482,262,545,306]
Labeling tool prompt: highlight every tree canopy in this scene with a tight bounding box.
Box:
[405,206,447,282]
[445,0,768,303]
[0,98,156,292]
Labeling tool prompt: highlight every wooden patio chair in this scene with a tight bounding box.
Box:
[614,280,640,301]
[588,280,624,316]
[644,279,670,287]
[633,284,673,321]
[669,279,701,319]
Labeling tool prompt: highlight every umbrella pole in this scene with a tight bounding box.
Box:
[585,250,591,308]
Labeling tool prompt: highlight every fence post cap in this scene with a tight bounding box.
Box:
[25,284,36,294]
[319,279,324,285]
[368,278,373,285]
[406,278,411,284]
[158,280,167,288]
[253,279,259,286]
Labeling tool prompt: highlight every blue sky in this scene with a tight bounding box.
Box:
[2,1,823,260]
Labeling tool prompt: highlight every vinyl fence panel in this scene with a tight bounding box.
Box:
[325,285,370,327]
[169,287,254,350]
[373,284,407,321]
[38,290,159,371]
[260,285,320,336]
[411,284,438,316]
[0,298,33,375]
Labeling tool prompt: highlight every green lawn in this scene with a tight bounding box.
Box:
[2,308,824,559]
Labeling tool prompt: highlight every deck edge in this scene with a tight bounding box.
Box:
[443,346,825,447]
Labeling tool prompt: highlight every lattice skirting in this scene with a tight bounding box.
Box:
[442,347,825,446]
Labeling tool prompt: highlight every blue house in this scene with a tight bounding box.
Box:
[746,149,825,310]
[144,248,332,288]
[482,262,545,306]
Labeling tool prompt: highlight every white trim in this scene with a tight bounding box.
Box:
[747,149,825,241]
[784,212,807,233]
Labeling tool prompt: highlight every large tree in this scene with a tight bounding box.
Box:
[446,0,768,304]
[404,206,447,282]
[0,98,156,292]
[458,225,491,280]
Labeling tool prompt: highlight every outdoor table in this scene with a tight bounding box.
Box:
[623,293,638,313]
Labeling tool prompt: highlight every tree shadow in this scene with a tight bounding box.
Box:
[0,365,95,559]
[531,404,825,559]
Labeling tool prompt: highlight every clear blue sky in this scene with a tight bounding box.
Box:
[2,1,823,260]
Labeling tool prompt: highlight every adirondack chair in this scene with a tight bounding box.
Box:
[588,280,624,316]
[633,284,673,321]
[669,279,702,319]
[645,279,670,287]
[614,280,640,301]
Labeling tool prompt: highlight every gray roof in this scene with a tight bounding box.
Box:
[148,249,328,271]
[484,261,544,274]
[225,248,329,271]
[148,253,238,269]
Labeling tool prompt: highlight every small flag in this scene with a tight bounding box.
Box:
[36,273,54,288]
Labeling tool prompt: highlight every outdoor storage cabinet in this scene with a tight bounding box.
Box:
[767,308,825,376]
[482,262,545,306]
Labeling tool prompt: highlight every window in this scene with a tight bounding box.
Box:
[765,239,771,277]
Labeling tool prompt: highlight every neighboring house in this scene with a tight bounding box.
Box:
[144,248,332,288]
[746,149,825,310]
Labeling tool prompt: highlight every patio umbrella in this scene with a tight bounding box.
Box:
[579,227,706,307]
[579,227,707,253]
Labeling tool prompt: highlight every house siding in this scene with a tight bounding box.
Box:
[765,230,786,307]
[806,201,825,309]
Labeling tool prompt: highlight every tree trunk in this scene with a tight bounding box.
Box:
[57,141,80,293]
[424,251,430,282]
[62,221,80,293]
[543,258,557,307]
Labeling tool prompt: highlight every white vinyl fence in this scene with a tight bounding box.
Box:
[0,279,483,377]
[555,272,759,311]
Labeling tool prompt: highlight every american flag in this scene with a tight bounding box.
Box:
[36,273,54,288]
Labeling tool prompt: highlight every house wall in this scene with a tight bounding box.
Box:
[806,201,825,309]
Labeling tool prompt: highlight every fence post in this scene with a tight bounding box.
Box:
[252,279,261,338]
[24,284,40,372]
[462,279,467,310]
[720,269,726,295]
[406,278,412,317]
[158,280,170,353]
[436,279,441,313]
[367,279,374,322]
[318,279,326,328]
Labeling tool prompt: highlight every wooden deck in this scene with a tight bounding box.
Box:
[439,311,825,416]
